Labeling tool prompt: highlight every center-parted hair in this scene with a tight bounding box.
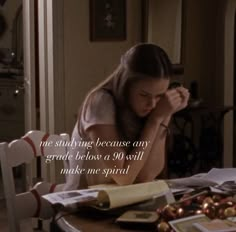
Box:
[121,43,173,78]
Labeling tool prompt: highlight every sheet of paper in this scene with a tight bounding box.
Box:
[202,168,236,185]
[167,168,236,189]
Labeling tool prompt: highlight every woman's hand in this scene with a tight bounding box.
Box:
[149,88,183,121]
[149,87,190,121]
[175,86,190,112]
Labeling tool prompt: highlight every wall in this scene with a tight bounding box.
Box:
[183,0,219,105]
[148,0,182,64]
[63,0,142,133]
[222,0,236,167]
[182,0,234,167]
[146,0,221,105]
[214,0,225,106]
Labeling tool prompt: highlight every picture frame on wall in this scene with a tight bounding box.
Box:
[89,0,126,41]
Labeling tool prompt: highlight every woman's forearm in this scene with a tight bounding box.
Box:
[113,117,163,184]
[135,116,171,182]
[110,116,171,185]
[87,116,171,185]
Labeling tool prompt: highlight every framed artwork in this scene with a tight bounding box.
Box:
[89,0,126,41]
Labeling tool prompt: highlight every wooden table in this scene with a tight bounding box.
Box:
[55,196,167,232]
[56,211,154,232]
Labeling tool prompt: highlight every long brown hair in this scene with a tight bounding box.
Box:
[78,43,173,141]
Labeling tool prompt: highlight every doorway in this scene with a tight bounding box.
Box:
[0,0,24,140]
[0,0,25,198]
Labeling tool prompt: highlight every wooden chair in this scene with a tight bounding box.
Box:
[0,130,70,232]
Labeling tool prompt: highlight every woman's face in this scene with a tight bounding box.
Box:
[128,77,170,117]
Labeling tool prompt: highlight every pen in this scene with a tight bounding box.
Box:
[171,190,209,206]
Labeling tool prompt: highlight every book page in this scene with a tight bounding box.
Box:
[96,180,170,209]
[43,189,99,207]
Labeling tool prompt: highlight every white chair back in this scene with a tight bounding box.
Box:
[0,130,70,232]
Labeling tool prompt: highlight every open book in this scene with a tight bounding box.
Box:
[42,180,173,210]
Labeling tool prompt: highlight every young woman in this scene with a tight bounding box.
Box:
[64,43,189,190]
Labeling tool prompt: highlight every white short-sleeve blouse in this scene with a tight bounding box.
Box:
[64,89,117,190]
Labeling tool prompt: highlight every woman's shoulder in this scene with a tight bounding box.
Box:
[80,88,116,129]
[89,88,115,107]
[91,88,113,98]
